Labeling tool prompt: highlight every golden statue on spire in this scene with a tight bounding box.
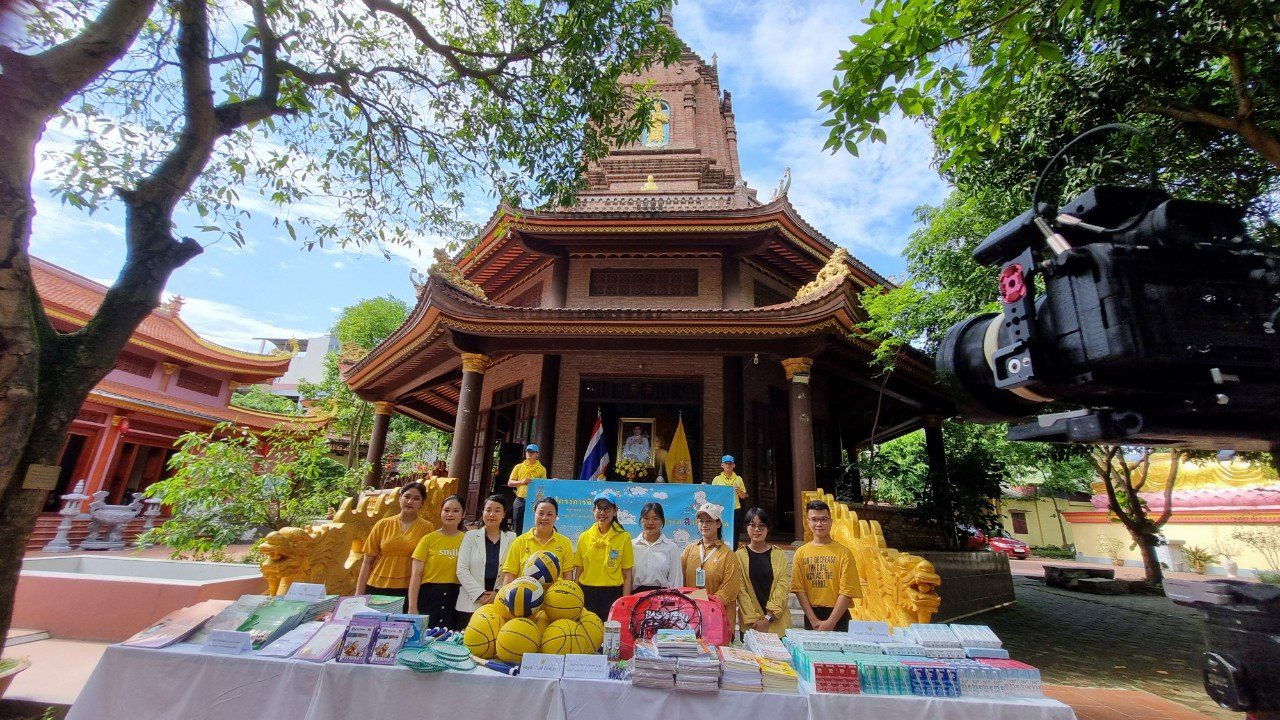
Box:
[643,100,670,147]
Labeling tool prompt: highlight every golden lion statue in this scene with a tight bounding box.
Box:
[259,478,459,595]
[795,248,852,301]
[801,489,942,627]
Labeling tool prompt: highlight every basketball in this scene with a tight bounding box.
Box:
[542,580,585,620]
[540,618,584,655]
[572,623,598,654]
[495,617,542,664]
[463,608,502,659]
[523,550,562,584]
[578,610,604,651]
[499,576,544,618]
[530,609,551,634]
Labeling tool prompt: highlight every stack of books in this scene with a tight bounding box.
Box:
[122,599,229,648]
[237,598,311,649]
[368,595,408,614]
[293,621,349,662]
[718,646,763,692]
[187,595,270,645]
[743,629,791,664]
[257,621,325,658]
[756,657,799,694]
[303,595,340,621]
[675,652,720,693]
[653,628,705,658]
[631,640,677,689]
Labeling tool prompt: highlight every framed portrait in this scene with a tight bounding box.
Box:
[617,417,657,467]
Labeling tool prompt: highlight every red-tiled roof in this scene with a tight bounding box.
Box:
[32,256,291,381]
[91,378,325,431]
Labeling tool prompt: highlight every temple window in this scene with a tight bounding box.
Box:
[589,269,698,297]
[113,351,157,378]
[176,369,222,396]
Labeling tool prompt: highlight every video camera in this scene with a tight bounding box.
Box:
[935,184,1280,450]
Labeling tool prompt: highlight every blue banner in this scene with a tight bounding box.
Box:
[523,480,736,551]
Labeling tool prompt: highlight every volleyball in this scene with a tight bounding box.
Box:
[542,579,585,620]
[463,608,502,659]
[490,596,513,621]
[523,550,562,584]
[500,576,544,618]
[495,618,542,664]
[578,610,604,652]
[540,618,584,655]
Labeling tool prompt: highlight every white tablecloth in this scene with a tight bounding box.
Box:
[69,644,1075,720]
[807,689,1075,720]
[561,677,810,720]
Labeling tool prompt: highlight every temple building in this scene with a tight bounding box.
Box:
[30,257,322,546]
[345,24,949,534]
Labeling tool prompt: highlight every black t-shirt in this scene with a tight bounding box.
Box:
[484,535,501,591]
[747,547,773,613]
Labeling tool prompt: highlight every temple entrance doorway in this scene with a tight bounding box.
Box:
[575,378,702,483]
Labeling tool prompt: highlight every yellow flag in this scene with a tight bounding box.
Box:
[665,418,694,484]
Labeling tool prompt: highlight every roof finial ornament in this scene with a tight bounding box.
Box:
[711,52,718,68]
[428,248,488,301]
[161,294,186,315]
[409,267,427,296]
[768,167,792,202]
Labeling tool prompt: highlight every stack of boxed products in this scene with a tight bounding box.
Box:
[123,593,428,666]
[629,629,799,695]
[783,623,1042,698]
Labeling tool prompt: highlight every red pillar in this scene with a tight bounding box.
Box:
[82,414,126,497]
[448,353,490,487]
[364,402,394,487]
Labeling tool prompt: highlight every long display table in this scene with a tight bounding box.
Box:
[67,645,1076,720]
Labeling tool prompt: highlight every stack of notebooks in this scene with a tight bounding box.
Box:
[717,646,763,692]
[631,640,677,689]
[653,628,706,658]
[675,652,720,693]
[236,598,312,650]
[122,599,230,648]
[756,657,799,694]
[743,629,791,664]
[187,595,270,645]
[368,595,407,614]
[302,595,340,621]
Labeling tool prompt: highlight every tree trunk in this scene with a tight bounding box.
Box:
[1051,494,1067,547]
[1135,531,1164,586]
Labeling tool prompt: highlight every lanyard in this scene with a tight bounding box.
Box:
[697,541,718,568]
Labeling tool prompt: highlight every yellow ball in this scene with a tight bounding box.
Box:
[463,608,502,659]
[500,576,545,618]
[578,610,604,652]
[530,610,551,635]
[491,596,513,621]
[540,618,584,655]
[542,580,585,620]
[495,617,542,664]
[523,550,563,585]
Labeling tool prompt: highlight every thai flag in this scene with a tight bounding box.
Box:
[579,411,610,480]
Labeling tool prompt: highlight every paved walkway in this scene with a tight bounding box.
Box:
[983,575,1238,719]
[1010,557,1258,584]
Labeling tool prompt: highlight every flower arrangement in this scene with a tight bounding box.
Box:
[616,457,648,480]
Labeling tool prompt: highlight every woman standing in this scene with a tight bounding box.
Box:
[735,507,792,637]
[501,497,576,584]
[680,503,743,624]
[407,494,467,629]
[454,494,516,627]
[355,482,436,612]
[575,493,634,619]
[631,503,682,593]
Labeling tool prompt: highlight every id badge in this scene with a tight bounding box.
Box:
[695,567,705,587]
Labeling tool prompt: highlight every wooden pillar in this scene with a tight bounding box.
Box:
[535,354,561,462]
[923,415,951,532]
[722,355,743,461]
[721,256,743,309]
[448,353,490,482]
[542,255,570,308]
[364,402,395,487]
[783,357,816,535]
[83,414,126,497]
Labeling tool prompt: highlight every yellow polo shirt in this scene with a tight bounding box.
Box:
[509,460,547,499]
[411,530,465,584]
[501,530,576,577]
[711,472,747,509]
[365,516,436,588]
[790,540,862,608]
[575,524,635,587]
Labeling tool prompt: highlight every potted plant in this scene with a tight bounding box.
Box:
[0,657,30,698]
[1098,536,1126,566]
[1212,538,1242,578]
[1183,545,1219,575]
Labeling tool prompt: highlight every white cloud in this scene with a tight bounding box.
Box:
[332,261,344,269]
[208,267,224,278]
[175,295,322,351]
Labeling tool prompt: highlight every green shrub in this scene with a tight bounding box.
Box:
[1258,571,1280,585]
[1032,545,1076,560]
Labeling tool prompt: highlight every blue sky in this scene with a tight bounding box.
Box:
[28,0,949,352]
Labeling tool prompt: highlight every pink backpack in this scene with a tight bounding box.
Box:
[607,587,730,659]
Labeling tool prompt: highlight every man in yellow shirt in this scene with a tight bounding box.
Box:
[791,499,861,631]
[507,443,546,534]
[710,455,747,542]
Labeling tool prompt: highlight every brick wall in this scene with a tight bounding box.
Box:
[492,265,550,307]
[565,257,722,310]
[550,353,724,482]
[478,354,544,413]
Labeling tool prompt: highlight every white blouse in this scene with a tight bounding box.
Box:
[632,533,684,589]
